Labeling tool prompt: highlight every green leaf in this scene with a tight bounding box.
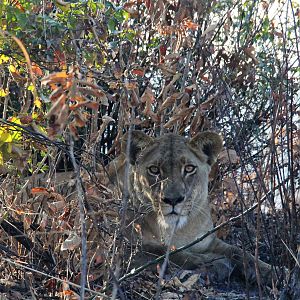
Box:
[107,18,116,33]
[114,9,129,22]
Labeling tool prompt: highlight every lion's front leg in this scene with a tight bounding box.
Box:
[141,243,232,277]
[212,238,274,285]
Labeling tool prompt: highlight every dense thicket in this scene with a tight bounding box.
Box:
[0,0,299,298]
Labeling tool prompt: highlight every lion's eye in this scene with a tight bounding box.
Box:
[184,165,196,174]
[148,165,160,176]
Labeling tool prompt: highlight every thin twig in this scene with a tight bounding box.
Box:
[111,122,134,299]
[117,197,267,284]
[155,177,197,299]
[0,257,109,298]
[69,138,88,300]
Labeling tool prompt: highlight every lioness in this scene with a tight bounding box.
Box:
[109,130,273,284]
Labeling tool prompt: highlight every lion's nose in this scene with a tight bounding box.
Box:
[162,196,184,206]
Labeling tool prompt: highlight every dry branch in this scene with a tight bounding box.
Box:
[0,257,109,298]
[69,138,88,300]
[118,193,273,284]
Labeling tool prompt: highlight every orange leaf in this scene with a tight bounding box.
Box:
[11,0,25,12]
[200,75,210,82]
[70,95,86,102]
[32,63,43,76]
[183,19,198,30]
[15,209,25,215]
[41,71,70,85]
[63,290,74,296]
[131,68,145,77]
[31,187,49,195]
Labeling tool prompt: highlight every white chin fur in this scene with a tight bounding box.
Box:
[158,214,188,230]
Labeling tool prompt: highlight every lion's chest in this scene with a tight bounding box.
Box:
[141,214,215,252]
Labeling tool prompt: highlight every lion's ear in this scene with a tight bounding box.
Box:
[121,130,154,164]
[189,132,223,165]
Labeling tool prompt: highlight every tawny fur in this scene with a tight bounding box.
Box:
[109,130,274,284]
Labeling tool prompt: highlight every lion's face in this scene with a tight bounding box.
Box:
[124,131,223,230]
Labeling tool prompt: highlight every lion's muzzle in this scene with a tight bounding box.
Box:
[162,196,184,206]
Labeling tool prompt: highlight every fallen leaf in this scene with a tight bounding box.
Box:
[61,232,81,251]
[181,274,199,289]
[48,200,66,213]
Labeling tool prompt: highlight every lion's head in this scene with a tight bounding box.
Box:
[122,131,223,230]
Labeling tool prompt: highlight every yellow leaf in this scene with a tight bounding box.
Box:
[37,125,47,135]
[8,117,21,125]
[7,142,12,154]
[27,83,35,92]
[55,0,71,11]
[8,64,16,73]
[34,97,42,109]
[0,131,12,143]
[3,118,22,141]
[0,152,3,165]
[0,54,9,64]
[32,112,39,119]
[0,88,8,97]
